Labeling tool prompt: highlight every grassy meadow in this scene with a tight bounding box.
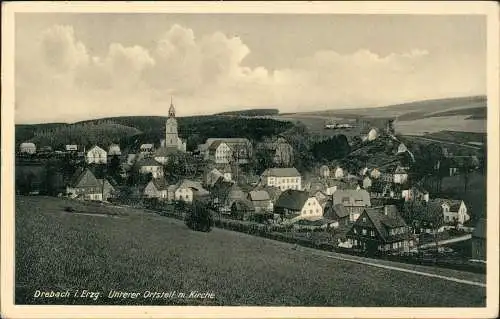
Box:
[15,196,486,306]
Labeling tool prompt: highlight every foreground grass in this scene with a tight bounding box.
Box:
[15,196,486,306]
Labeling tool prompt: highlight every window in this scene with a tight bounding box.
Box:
[362,228,367,236]
[362,217,367,222]
[370,230,375,237]
[353,228,357,234]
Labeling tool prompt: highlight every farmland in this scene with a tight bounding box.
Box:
[15,196,486,307]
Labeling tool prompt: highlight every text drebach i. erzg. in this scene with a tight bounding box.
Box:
[33,289,216,301]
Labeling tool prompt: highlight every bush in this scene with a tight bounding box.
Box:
[185,201,213,232]
[64,206,75,213]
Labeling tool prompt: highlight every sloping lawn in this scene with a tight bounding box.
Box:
[15,196,486,306]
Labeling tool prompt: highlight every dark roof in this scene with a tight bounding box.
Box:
[323,203,350,219]
[151,178,168,191]
[472,218,486,239]
[68,168,100,188]
[275,189,310,211]
[429,198,463,212]
[363,207,408,242]
[208,140,225,152]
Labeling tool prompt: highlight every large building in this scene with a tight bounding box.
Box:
[86,145,107,164]
[19,142,36,154]
[260,167,302,191]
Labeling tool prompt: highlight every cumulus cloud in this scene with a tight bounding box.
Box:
[15,23,485,123]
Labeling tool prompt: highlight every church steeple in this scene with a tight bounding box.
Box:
[168,96,176,118]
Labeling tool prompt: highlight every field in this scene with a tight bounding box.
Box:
[15,196,486,306]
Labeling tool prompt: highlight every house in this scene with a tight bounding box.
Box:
[153,147,177,165]
[199,138,252,164]
[19,142,37,154]
[471,218,486,261]
[108,144,121,156]
[319,165,330,178]
[140,144,155,154]
[65,144,78,152]
[323,202,350,227]
[304,178,327,194]
[230,199,255,219]
[205,168,224,188]
[397,143,408,154]
[312,190,329,207]
[359,167,369,176]
[428,198,470,225]
[143,177,169,200]
[370,168,381,179]
[97,178,116,201]
[248,190,273,212]
[256,185,282,205]
[174,180,209,203]
[137,158,164,178]
[216,164,233,181]
[346,206,413,254]
[393,166,408,184]
[260,137,294,166]
[333,166,345,179]
[370,180,398,199]
[86,145,107,164]
[210,180,246,213]
[274,189,323,222]
[402,186,429,202]
[331,189,371,222]
[260,167,301,191]
[208,141,233,164]
[66,168,103,201]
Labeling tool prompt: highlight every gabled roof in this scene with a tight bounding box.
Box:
[359,207,407,242]
[332,189,370,207]
[472,218,486,239]
[68,168,100,188]
[177,179,206,192]
[231,199,255,212]
[208,140,226,151]
[261,167,301,177]
[429,198,463,211]
[249,190,271,201]
[150,178,168,191]
[256,185,282,202]
[275,189,311,211]
[87,145,106,153]
[324,203,349,219]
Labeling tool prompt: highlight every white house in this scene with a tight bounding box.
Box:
[319,165,330,178]
[208,141,233,164]
[333,166,345,179]
[274,189,323,222]
[19,142,36,154]
[86,145,107,164]
[143,178,168,199]
[260,167,302,191]
[137,158,164,178]
[393,166,408,184]
[429,198,471,225]
[174,180,209,203]
[370,168,381,179]
[108,144,121,156]
[362,176,372,189]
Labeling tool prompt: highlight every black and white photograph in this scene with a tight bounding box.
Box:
[1,1,499,318]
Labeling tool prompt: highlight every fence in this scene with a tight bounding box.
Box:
[111,197,485,274]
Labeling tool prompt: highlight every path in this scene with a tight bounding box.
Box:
[419,234,472,249]
[294,246,486,288]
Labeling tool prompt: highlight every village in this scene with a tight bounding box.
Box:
[15,99,486,270]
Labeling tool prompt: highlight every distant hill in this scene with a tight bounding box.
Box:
[16,115,294,152]
[292,96,486,120]
[214,108,280,117]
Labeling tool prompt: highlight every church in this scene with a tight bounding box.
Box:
[153,98,186,164]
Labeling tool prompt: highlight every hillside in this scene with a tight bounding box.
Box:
[214,108,279,117]
[292,96,486,120]
[16,116,294,152]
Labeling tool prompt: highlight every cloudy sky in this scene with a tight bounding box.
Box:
[15,13,486,123]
